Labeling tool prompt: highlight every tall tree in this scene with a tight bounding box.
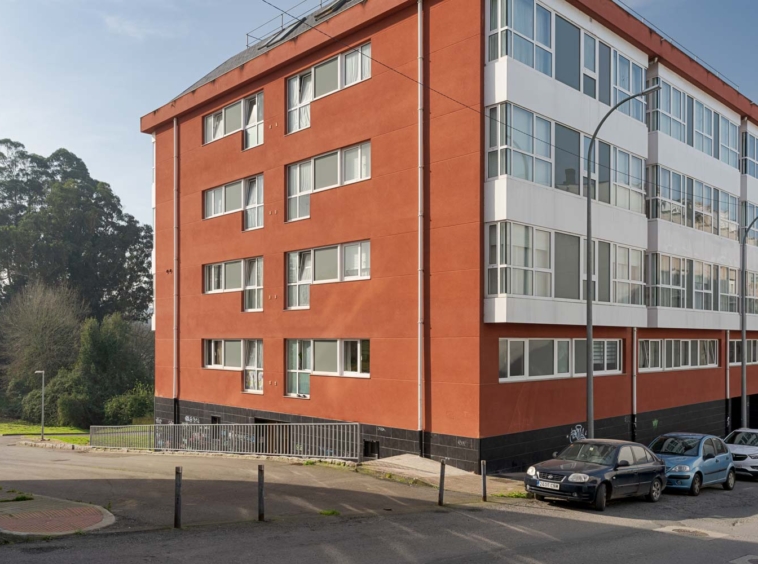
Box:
[0,140,152,321]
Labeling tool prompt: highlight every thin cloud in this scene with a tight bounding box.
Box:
[103,14,189,40]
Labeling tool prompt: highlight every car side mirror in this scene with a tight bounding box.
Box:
[704,453,715,461]
[552,451,558,458]
[616,460,630,468]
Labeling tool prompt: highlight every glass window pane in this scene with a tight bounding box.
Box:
[360,340,370,373]
[314,57,339,97]
[584,35,595,71]
[510,224,531,267]
[555,124,580,194]
[361,43,371,78]
[344,51,360,86]
[529,340,554,376]
[574,339,587,374]
[224,102,242,134]
[534,230,550,268]
[314,340,338,373]
[360,142,371,178]
[511,105,533,152]
[535,5,551,47]
[360,241,371,276]
[535,117,551,157]
[314,152,339,189]
[555,16,580,91]
[555,232,580,299]
[498,339,508,379]
[513,0,534,39]
[535,47,551,76]
[343,146,360,183]
[512,34,534,67]
[344,341,358,372]
[224,181,242,212]
[224,340,242,368]
[509,341,525,377]
[314,247,338,281]
[224,261,242,290]
[557,341,570,373]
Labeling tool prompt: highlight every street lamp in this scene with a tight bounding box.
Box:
[586,84,661,439]
[34,370,45,441]
[740,213,758,430]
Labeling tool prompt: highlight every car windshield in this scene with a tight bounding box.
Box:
[725,431,758,446]
[649,436,700,456]
[557,443,616,465]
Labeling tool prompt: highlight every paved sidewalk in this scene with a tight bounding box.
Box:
[360,454,525,496]
[0,490,113,537]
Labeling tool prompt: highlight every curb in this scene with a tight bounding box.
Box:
[16,440,358,467]
[0,495,115,538]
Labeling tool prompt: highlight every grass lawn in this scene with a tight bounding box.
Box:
[0,419,87,436]
[23,435,91,446]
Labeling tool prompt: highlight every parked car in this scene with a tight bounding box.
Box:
[524,439,666,511]
[724,428,758,480]
[648,433,736,495]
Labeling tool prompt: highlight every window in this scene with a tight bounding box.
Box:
[244,340,263,393]
[719,266,738,313]
[244,257,263,311]
[343,241,370,279]
[287,142,371,221]
[742,132,758,179]
[648,78,686,142]
[287,250,312,308]
[344,43,371,86]
[648,253,687,309]
[498,338,572,380]
[286,339,312,397]
[718,191,738,241]
[204,180,243,219]
[648,166,687,227]
[617,446,634,466]
[730,340,758,365]
[614,245,644,305]
[343,340,370,375]
[244,92,264,149]
[555,124,580,195]
[203,339,243,369]
[694,180,717,235]
[613,53,645,122]
[719,116,739,168]
[640,339,718,370]
[747,203,758,248]
[287,339,371,393]
[555,232,580,300]
[694,100,714,156]
[204,260,243,293]
[287,71,313,133]
[613,149,644,213]
[487,0,553,77]
[747,271,758,314]
[583,33,596,98]
[555,15,580,91]
[693,260,714,311]
[573,339,622,375]
[287,43,371,133]
[486,103,551,186]
[203,95,253,145]
[204,111,223,144]
[244,176,264,230]
[287,241,370,308]
[486,222,551,297]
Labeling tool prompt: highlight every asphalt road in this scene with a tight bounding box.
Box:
[2,438,758,563]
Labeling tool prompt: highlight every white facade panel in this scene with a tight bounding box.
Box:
[484,176,647,249]
[647,307,758,331]
[647,219,739,268]
[484,295,647,327]
[741,171,758,204]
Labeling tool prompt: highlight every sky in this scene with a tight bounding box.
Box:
[1,0,757,226]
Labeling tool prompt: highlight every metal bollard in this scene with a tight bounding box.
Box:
[438,460,446,506]
[174,466,182,529]
[258,464,265,522]
[481,460,487,502]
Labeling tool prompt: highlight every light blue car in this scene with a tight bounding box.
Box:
[648,433,736,496]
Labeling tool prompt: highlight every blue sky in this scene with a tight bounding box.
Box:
[1,0,757,226]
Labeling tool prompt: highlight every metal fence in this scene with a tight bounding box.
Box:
[89,423,361,461]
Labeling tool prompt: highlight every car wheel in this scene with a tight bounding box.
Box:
[593,483,607,512]
[689,473,702,497]
[646,479,662,502]
[723,469,736,491]
[534,494,545,502]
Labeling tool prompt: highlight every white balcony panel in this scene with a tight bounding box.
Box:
[485,58,647,159]
[647,219,740,269]
[647,132,741,197]
[647,307,758,331]
[741,173,758,206]
[484,176,647,250]
[484,296,647,327]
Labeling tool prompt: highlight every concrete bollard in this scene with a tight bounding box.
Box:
[438,460,446,506]
[174,466,182,529]
[481,460,487,502]
[258,464,265,522]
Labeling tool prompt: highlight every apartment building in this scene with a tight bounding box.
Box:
[141,0,758,473]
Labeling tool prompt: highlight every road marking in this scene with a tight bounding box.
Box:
[654,525,728,540]
[730,557,758,564]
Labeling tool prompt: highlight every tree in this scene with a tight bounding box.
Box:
[51,314,153,427]
[0,282,87,416]
[0,140,153,321]
[104,383,154,425]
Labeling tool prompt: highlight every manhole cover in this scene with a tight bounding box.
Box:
[672,528,709,537]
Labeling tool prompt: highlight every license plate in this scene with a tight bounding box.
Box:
[537,481,560,490]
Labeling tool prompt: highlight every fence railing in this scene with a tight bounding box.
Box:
[89,423,361,461]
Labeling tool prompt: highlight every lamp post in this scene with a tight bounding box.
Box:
[740,213,758,429]
[586,84,661,439]
[34,370,45,441]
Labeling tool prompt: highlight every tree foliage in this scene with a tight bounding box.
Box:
[0,139,153,321]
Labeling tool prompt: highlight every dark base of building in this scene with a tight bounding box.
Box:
[155,396,752,474]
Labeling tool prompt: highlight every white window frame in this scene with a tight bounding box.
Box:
[287,70,313,134]
[204,111,224,144]
[286,339,312,398]
[486,0,553,79]
[342,339,371,377]
[573,339,622,376]
[204,180,244,219]
[498,337,621,382]
[203,97,252,145]
[693,179,717,235]
[291,338,371,380]
[342,241,371,280]
[286,250,312,309]
[638,339,662,371]
[343,43,372,87]
[719,266,738,313]
[612,51,646,123]
[649,78,686,143]
[693,260,715,311]
[582,32,597,99]
[649,253,687,309]
[244,257,264,312]
[486,221,552,298]
[729,339,758,365]
[244,92,265,150]
[244,175,264,231]
[743,132,758,179]
[613,148,645,214]
[718,190,739,241]
[204,260,244,294]
[203,339,243,371]
[244,339,264,393]
[694,100,715,157]
[613,244,644,305]
[649,165,687,227]
[286,142,371,221]
[719,118,739,169]
[642,339,717,372]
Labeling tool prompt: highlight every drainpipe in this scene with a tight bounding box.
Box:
[726,329,731,434]
[173,117,179,423]
[632,327,637,442]
[417,0,424,457]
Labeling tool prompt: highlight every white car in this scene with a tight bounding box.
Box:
[724,428,758,479]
